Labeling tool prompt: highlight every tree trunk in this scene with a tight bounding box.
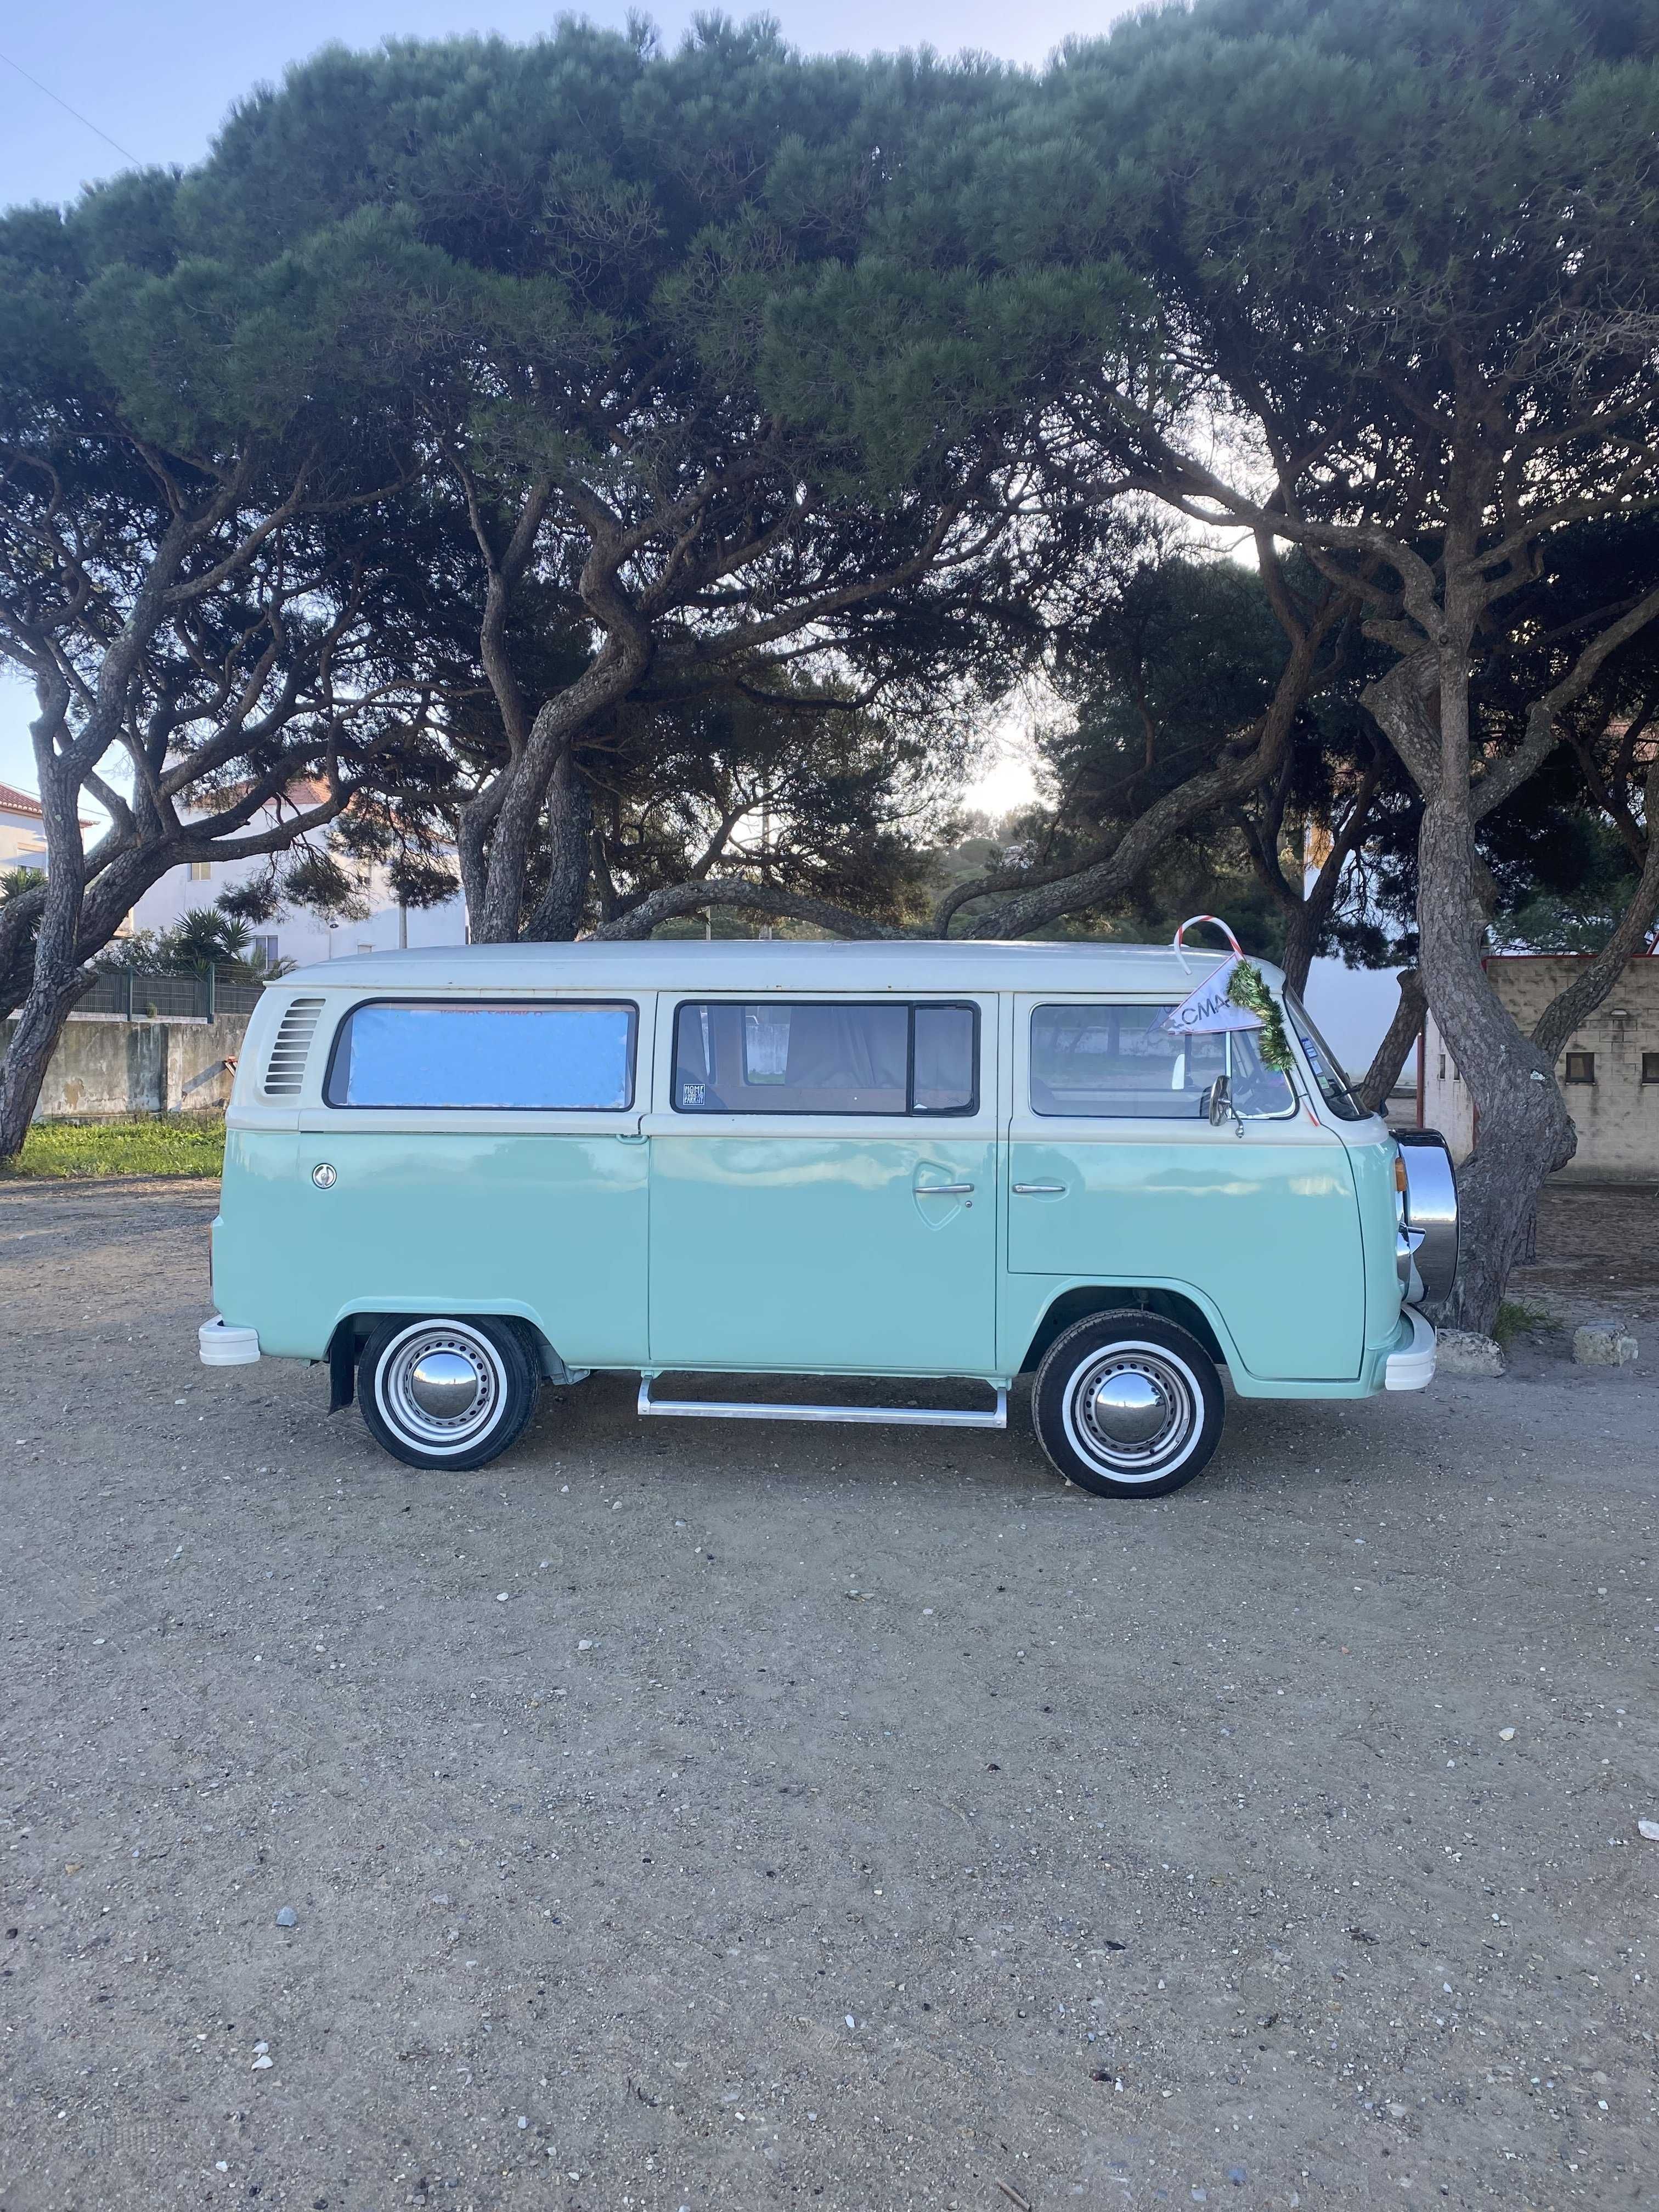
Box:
[521,751,594,941]
[0,967,87,1160]
[1410,797,1576,1335]
[1279,903,1318,997]
[466,630,652,944]
[1352,969,1424,1116]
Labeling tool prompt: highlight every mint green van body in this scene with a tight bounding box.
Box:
[203,940,1446,1496]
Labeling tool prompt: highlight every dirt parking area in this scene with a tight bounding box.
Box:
[1,1178,1655,2212]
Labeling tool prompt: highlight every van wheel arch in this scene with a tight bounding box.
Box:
[1019,1288,1226,1376]
[326,1312,565,1414]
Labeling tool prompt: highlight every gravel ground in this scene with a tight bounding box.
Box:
[1,1176,1655,2212]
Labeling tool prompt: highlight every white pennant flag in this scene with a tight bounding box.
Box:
[1161,957,1263,1040]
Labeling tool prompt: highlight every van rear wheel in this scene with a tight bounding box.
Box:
[359,1316,538,1470]
[1032,1310,1222,1498]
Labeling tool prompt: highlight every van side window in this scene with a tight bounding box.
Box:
[325,1001,636,1109]
[1030,1002,1294,1119]
[673,1001,977,1115]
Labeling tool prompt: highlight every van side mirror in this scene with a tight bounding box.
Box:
[1206,1073,1234,1127]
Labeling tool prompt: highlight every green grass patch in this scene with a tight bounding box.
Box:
[4,1114,225,1180]
[1492,1298,1562,1348]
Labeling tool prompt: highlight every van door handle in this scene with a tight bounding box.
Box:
[917,1180,974,1195]
[1013,1181,1067,1195]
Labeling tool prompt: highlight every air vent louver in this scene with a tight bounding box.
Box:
[263,996,326,1098]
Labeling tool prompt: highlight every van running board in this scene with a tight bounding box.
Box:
[636,1378,1008,1430]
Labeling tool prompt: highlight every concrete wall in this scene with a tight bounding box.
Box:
[2,1011,251,1120]
[1421,955,1659,1180]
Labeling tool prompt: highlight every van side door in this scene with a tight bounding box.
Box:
[645,994,1000,1378]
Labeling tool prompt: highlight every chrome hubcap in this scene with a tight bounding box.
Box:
[409,1348,484,1420]
[1064,1344,1200,1482]
[1087,1367,1170,1446]
[377,1323,505,1452]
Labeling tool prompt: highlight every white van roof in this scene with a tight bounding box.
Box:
[278,938,1286,996]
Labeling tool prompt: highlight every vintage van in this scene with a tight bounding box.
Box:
[199,931,1457,1498]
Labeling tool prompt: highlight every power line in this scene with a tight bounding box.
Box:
[0,46,139,166]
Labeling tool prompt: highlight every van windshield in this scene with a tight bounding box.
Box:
[1283,990,1369,1121]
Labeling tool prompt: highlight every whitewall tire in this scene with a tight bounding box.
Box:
[1032,1310,1223,1499]
[358,1316,539,1470]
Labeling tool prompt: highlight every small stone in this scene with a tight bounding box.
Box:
[496,1592,510,1603]
[432,1893,450,1907]
[1572,1323,1639,1367]
[577,1639,594,1651]
[1386,2101,1408,2119]
[274,1906,297,1928]
[1638,1818,1659,1842]
[1498,1727,1515,1742]
[253,2041,268,2053]
[251,2055,273,2070]
[1434,1329,1506,1378]
[216,2160,229,2171]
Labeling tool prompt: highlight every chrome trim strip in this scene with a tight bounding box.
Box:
[636,1378,1008,1429]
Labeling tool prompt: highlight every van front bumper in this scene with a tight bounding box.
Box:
[200,1314,261,1366]
[1383,1305,1436,1391]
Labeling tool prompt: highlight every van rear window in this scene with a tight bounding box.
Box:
[325,1001,636,1110]
[673,1001,977,1115]
[1030,1002,1294,1119]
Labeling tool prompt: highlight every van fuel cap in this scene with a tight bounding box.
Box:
[311,1163,337,1189]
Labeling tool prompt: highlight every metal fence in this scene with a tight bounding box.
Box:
[73,967,267,1022]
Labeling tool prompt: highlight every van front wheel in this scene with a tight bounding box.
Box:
[359,1316,538,1470]
[1032,1311,1222,1499]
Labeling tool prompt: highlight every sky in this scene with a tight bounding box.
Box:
[0,0,1137,808]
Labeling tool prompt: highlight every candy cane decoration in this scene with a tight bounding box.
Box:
[1172,913,1244,957]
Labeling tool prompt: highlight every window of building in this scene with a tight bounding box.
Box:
[1029,1002,1295,1120]
[325,1001,636,1109]
[189,860,212,882]
[251,935,278,972]
[1642,1052,1659,1085]
[1564,1051,1596,1085]
[672,1001,977,1115]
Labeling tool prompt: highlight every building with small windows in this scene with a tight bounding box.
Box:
[1419,953,1659,1180]
[122,785,468,968]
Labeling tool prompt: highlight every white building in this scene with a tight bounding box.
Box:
[7,778,467,963]
[1,780,55,870]
[123,787,468,968]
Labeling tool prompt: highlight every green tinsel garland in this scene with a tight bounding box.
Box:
[1226,958,1294,1073]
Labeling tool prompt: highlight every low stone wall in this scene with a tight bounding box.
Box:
[1,1011,251,1120]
